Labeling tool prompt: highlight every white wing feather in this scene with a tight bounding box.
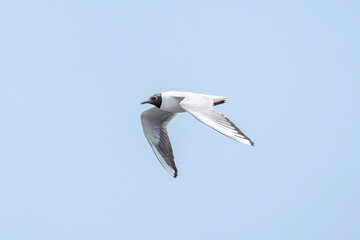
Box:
[180,95,254,146]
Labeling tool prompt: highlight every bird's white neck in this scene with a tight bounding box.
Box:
[160,92,186,113]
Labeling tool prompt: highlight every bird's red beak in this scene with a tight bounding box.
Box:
[141,100,149,104]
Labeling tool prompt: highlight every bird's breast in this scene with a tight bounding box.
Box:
[160,96,186,113]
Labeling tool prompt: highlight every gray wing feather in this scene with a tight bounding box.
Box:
[141,107,178,178]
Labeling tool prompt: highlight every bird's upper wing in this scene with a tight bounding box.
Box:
[180,95,254,146]
[141,107,178,178]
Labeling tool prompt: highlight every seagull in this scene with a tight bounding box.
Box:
[141,91,254,178]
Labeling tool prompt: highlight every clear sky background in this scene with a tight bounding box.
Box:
[0,1,359,239]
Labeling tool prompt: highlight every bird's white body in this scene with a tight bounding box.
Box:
[160,91,229,113]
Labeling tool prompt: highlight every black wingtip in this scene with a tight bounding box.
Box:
[250,141,255,146]
[173,171,178,178]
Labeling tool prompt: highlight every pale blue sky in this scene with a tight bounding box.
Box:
[0,1,359,239]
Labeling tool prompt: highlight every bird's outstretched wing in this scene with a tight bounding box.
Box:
[180,95,254,146]
[141,107,178,177]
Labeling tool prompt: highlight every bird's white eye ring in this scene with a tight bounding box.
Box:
[152,96,158,100]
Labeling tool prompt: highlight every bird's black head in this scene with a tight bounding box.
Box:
[141,93,162,108]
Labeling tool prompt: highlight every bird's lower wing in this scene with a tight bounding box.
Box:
[180,96,254,146]
[141,107,178,177]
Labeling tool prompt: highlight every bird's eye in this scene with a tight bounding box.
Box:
[151,96,158,100]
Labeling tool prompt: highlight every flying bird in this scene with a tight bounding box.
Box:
[141,91,254,178]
